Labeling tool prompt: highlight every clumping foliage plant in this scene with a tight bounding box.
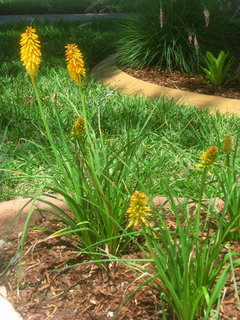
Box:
[17,26,148,274]
[116,0,240,73]
[200,50,238,87]
[116,144,240,320]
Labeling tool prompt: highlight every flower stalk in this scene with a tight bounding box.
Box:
[65,44,88,131]
[203,9,210,27]
[65,43,119,253]
[20,27,73,192]
[160,8,163,28]
[195,146,218,241]
[223,134,232,169]
[194,35,198,54]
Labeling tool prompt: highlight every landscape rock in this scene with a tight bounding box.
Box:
[0,195,69,239]
[0,295,23,320]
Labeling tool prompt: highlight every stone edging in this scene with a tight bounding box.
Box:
[0,195,69,239]
[91,55,240,117]
[0,195,224,239]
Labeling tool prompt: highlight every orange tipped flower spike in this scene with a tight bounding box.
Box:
[20,27,41,83]
[65,44,86,86]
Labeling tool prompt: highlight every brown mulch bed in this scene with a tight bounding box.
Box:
[1,200,240,320]
[1,217,163,320]
[124,67,240,100]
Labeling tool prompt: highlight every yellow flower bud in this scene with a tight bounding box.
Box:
[71,116,86,139]
[223,134,232,155]
[196,146,218,168]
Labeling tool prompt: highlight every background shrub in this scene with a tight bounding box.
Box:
[115,0,240,73]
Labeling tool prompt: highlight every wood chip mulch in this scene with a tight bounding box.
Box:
[0,217,164,320]
[124,67,240,100]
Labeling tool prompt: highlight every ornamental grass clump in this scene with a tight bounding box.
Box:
[115,0,240,73]
[17,27,146,277]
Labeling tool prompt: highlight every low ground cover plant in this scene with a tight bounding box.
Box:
[1,19,240,319]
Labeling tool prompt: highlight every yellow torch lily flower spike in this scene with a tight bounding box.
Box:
[71,116,86,140]
[20,26,41,83]
[196,145,218,168]
[65,44,86,86]
[127,191,151,228]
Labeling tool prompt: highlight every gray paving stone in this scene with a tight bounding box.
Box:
[0,13,137,25]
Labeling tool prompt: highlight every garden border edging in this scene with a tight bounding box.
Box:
[91,55,240,117]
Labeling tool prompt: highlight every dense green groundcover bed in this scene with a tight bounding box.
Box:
[1,19,240,202]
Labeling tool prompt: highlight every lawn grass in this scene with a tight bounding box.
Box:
[0,0,142,15]
[1,19,240,203]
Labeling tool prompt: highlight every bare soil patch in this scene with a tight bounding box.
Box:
[124,67,240,100]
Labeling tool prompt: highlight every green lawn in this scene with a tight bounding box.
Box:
[0,18,240,203]
[0,0,142,14]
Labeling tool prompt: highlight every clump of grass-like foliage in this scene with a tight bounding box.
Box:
[115,0,240,73]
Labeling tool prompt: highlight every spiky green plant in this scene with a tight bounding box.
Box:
[116,0,240,73]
